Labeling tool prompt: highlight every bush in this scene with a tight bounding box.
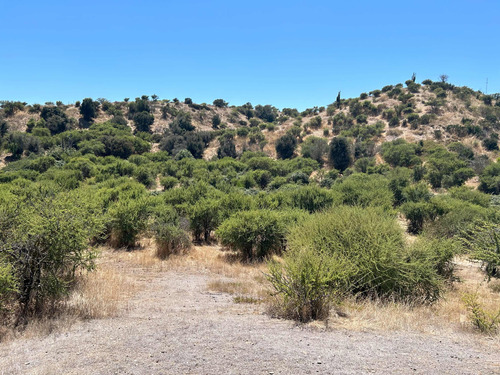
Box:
[462,221,500,280]
[2,191,104,320]
[275,134,297,159]
[108,197,150,248]
[133,111,155,133]
[213,99,228,108]
[80,98,99,122]
[188,198,221,242]
[479,161,500,194]
[151,205,190,258]
[301,136,328,164]
[160,176,178,190]
[267,207,455,321]
[328,137,352,171]
[462,292,500,334]
[216,209,307,261]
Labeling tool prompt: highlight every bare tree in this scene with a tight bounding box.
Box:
[439,74,449,83]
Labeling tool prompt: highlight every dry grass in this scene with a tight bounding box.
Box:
[317,258,500,344]
[0,248,138,343]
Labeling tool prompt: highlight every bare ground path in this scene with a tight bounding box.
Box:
[1,264,499,375]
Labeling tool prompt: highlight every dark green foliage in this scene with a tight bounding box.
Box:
[128,97,150,116]
[212,114,221,128]
[217,209,307,260]
[217,135,237,159]
[80,98,99,122]
[328,137,351,171]
[255,105,278,122]
[276,134,297,159]
[213,99,228,108]
[479,161,500,194]
[133,111,154,133]
[170,112,195,134]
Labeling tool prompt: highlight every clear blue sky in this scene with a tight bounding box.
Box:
[1,0,499,110]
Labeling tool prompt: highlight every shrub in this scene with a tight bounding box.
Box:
[462,221,500,280]
[188,198,221,242]
[160,176,178,190]
[108,197,150,248]
[133,111,155,133]
[401,201,438,234]
[213,99,228,108]
[2,191,104,321]
[328,137,352,171]
[216,209,306,261]
[154,225,191,258]
[80,98,99,122]
[268,207,454,321]
[462,292,500,334]
[381,139,421,167]
[301,136,328,164]
[479,162,500,194]
[275,134,297,159]
[332,174,393,210]
[170,112,195,134]
[151,205,191,258]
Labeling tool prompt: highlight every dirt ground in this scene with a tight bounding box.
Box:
[0,248,499,375]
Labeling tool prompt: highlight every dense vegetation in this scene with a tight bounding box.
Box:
[0,79,499,327]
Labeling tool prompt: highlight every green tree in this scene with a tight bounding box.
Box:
[328,136,352,171]
[276,134,297,159]
[133,111,155,133]
[80,98,99,122]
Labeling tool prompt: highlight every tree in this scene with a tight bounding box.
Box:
[213,99,228,108]
[212,114,221,129]
[329,136,352,171]
[301,136,328,164]
[275,134,297,159]
[439,74,449,83]
[170,112,195,134]
[80,98,99,122]
[255,105,278,122]
[133,111,155,133]
[217,136,237,159]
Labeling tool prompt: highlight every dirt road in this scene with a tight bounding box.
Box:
[1,267,499,375]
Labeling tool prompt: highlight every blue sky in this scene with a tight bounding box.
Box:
[0,0,498,110]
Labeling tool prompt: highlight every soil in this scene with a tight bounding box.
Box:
[1,263,499,375]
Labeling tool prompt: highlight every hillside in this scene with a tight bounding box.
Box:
[2,79,500,163]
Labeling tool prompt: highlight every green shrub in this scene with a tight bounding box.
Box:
[479,162,500,194]
[133,111,155,133]
[401,201,438,234]
[332,174,393,210]
[188,198,221,242]
[276,134,297,159]
[462,292,500,334]
[268,207,454,321]
[108,197,150,248]
[160,176,178,190]
[462,221,500,280]
[328,137,352,171]
[216,209,307,261]
[2,190,104,320]
[151,205,191,258]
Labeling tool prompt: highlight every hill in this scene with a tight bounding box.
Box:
[1,79,499,162]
